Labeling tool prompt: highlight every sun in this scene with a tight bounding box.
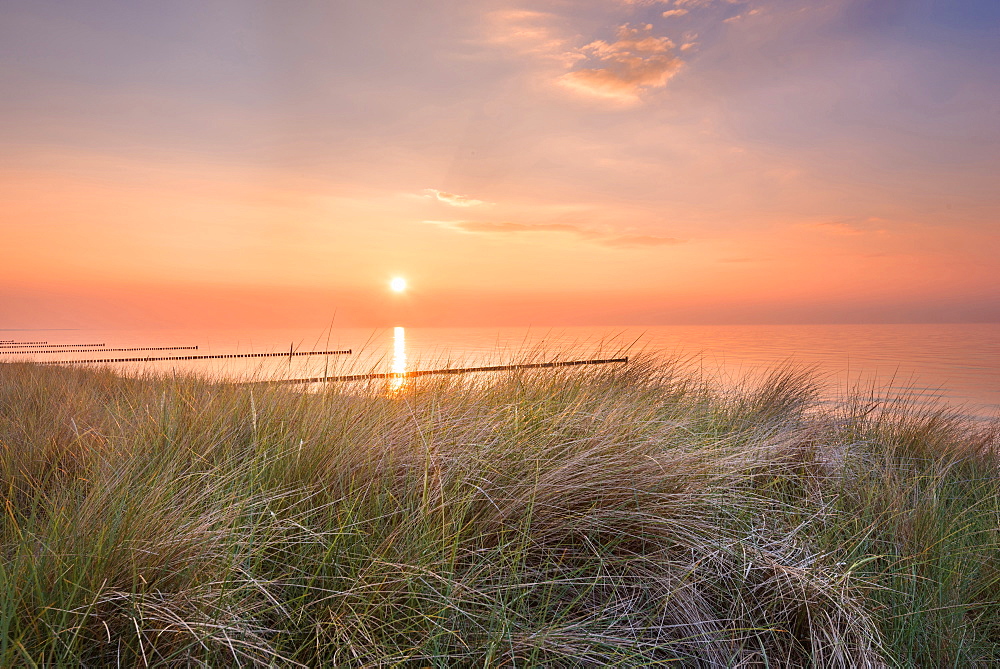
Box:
[389,277,407,293]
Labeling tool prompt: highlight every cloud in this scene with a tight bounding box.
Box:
[483,9,584,67]
[558,24,684,102]
[428,220,683,248]
[451,221,584,235]
[423,188,488,207]
[600,234,683,247]
[674,0,745,7]
[808,217,889,235]
[723,8,762,23]
[662,9,689,18]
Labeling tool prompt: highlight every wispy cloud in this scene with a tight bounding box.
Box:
[423,188,489,207]
[559,24,684,103]
[483,9,583,67]
[674,0,746,7]
[723,7,762,23]
[427,219,683,248]
[600,234,684,247]
[618,0,742,5]
[808,217,889,235]
[449,221,582,234]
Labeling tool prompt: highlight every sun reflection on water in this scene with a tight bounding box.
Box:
[389,326,407,392]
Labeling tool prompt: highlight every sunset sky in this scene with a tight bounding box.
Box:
[2,0,998,328]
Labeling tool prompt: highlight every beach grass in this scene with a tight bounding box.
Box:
[0,353,998,666]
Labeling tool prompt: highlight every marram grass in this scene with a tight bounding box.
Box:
[0,354,998,666]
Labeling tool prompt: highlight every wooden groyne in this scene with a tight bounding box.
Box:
[250,357,629,386]
[1,346,199,355]
[0,343,105,349]
[42,350,352,365]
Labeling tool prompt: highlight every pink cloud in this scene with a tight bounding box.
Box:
[430,220,684,249]
[423,188,488,207]
[723,8,762,23]
[452,221,586,235]
[600,234,683,247]
[559,24,684,103]
[484,9,583,67]
[808,217,890,235]
[674,0,745,7]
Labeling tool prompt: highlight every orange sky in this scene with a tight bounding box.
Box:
[2,0,998,328]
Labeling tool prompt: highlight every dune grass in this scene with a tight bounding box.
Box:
[0,353,998,666]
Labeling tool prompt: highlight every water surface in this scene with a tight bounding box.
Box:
[2,324,997,420]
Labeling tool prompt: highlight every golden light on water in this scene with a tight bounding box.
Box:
[390,277,407,293]
[389,326,407,391]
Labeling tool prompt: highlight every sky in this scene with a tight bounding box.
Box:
[1,0,998,328]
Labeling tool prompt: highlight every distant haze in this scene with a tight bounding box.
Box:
[1,0,998,328]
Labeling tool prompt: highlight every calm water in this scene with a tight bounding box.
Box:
[2,324,998,420]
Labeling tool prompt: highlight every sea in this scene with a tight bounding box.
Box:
[2,324,998,421]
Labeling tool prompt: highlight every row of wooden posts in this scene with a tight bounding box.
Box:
[0,346,198,355]
[39,350,352,365]
[248,357,630,385]
[7,340,628,382]
[0,343,105,348]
